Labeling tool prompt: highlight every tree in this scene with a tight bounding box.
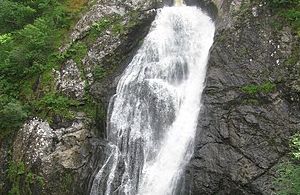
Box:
[0,0,36,33]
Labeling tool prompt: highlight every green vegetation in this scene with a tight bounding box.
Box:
[0,96,27,138]
[7,160,44,195]
[84,10,140,44]
[286,44,300,67]
[59,172,74,194]
[275,133,300,195]
[84,15,122,45]
[292,134,300,159]
[269,0,300,36]
[33,93,79,122]
[270,0,300,8]
[242,98,259,105]
[269,0,300,82]
[93,66,107,80]
[92,17,113,32]
[0,0,88,138]
[241,82,276,95]
[0,0,139,139]
[57,41,88,68]
[83,10,142,81]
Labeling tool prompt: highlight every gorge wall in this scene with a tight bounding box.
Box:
[1,0,299,194]
[185,0,300,194]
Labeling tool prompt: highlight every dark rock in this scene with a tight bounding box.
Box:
[184,0,300,194]
[3,0,300,194]
[0,139,10,194]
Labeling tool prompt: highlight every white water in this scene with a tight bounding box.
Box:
[90,2,215,195]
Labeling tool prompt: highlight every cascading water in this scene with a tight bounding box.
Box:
[90,1,215,195]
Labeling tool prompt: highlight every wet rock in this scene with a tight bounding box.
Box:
[4,0,299,194]
[87,9,157,105]
[184,0,300,194]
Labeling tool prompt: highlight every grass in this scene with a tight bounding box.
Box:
[274,133,300,195]
[241,82,276,95]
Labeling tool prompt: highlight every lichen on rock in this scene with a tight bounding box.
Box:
[10,113,100,194]
[13,118,56,165]
[55,59,86,100]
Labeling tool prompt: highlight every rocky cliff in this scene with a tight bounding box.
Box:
[1,0,161,194]
[185,0,300,194]
[1,0,299,194]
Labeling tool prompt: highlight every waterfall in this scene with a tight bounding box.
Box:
[174,0,183,6]
[90,2,215,195]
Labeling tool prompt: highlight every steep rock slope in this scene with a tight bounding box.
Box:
[1,0,161,194]
[185,0,300,194]
[2,0,299,194]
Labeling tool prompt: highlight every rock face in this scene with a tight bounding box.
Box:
[58,0,162,103]
[13,119,56,165]
[3,0,162,194]
[184,0,300,194]
[3,0,299,194]
[11,115,105,195]
[69,0,161,43]
[55,59,85,100]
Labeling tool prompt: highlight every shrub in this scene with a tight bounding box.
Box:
[7,161,44,195]
[0,0,86,138]
[292,134,300,159]
[270,0,300,8]
[0,0,37,33]
[275,134,300,195]
[241,82,276,95]
[93,66,107,80]
[270,0,300,36]
[0,33,12,44]
[0,96,27,138]
[32,93,79,121]
[276,162,300,195]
